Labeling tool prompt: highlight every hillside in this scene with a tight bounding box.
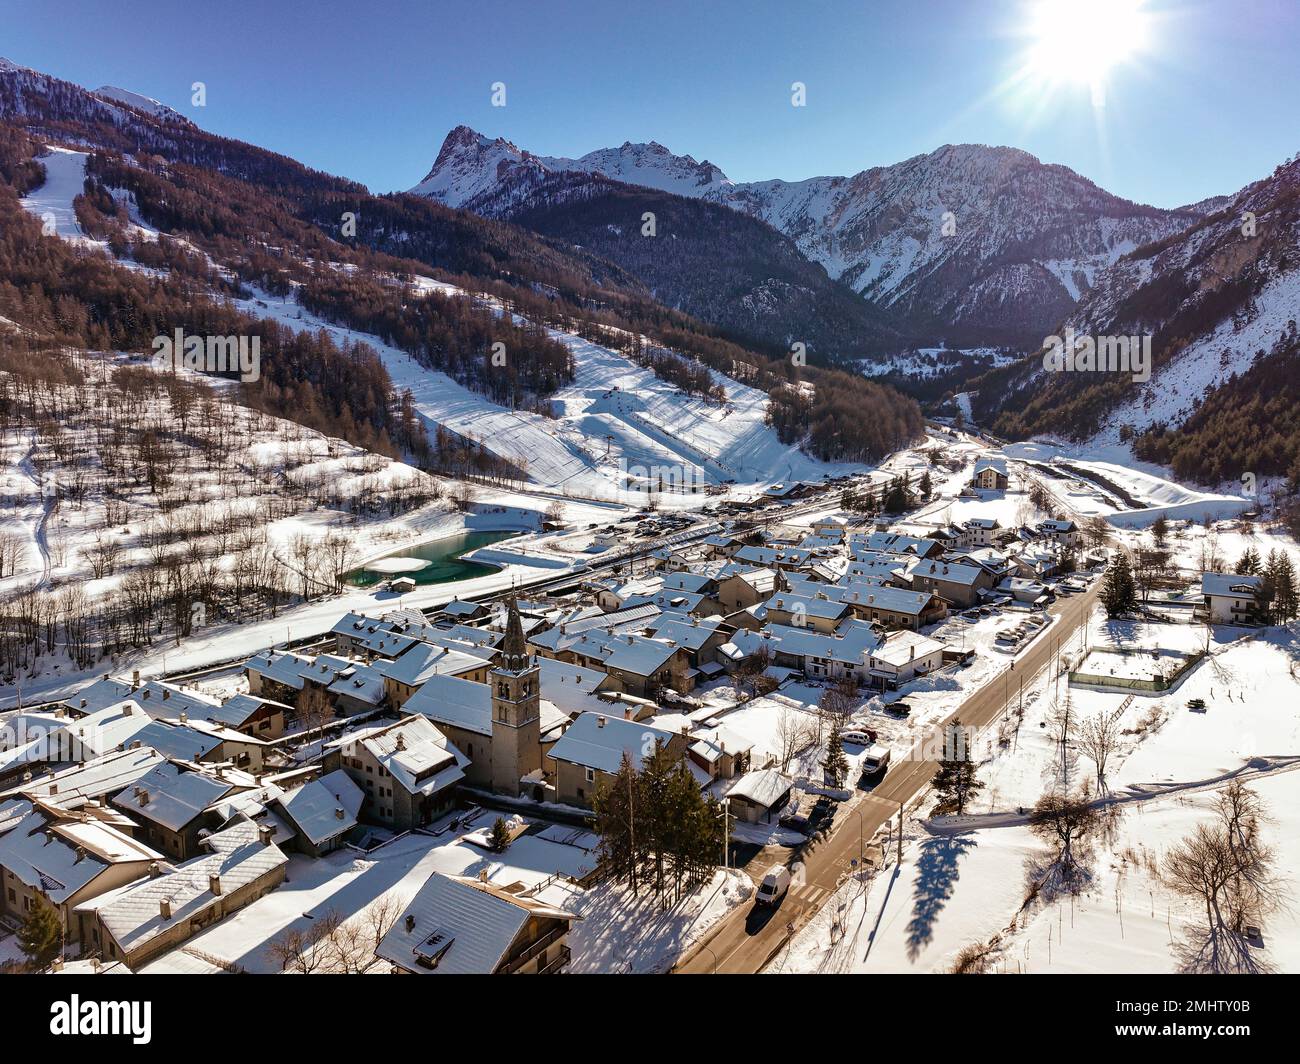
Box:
[975,153,1300,486]
[0,59,923,470]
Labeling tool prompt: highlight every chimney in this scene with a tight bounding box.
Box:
[51,957,64,972]
[160,897,172,920]
[163,689,171,701]
[132,670,141,690]
[405,914,416,933]
[258,824,274,845]
[395,734,406,751]
[148,861,162,878]
[209,873,222,896]
[597,715,606,728]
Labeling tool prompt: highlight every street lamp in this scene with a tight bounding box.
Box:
[848,804,865,863]
[716,797,731,870]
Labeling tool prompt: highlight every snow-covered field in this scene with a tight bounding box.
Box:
[773,612,1300,974]
[1005,444,1252,527]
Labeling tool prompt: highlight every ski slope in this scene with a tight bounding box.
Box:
[236,285,865,502]
[18,148,868,501]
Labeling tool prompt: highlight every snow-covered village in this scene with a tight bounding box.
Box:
[0,1,1297,1041]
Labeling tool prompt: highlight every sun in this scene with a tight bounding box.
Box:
[1024,0,1150,107]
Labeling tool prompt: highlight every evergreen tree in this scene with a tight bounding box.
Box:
[918,470,933,501]
[1236,547,1262,575]
[488,816,511,852]
[931,720,984,815]
[18,894,63,970]
[592,753,641,894]
[822,722,848,788]
[1101,552,1139,618]
[1265,549,1298,622]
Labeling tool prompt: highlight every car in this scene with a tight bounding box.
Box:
[755,865,792,907]
[840,729,874,746]
[887,701,912,716]
[778,813,810,833]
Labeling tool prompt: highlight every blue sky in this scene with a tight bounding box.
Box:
[2,0,1295,207]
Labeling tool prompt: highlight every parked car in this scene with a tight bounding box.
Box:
[840,729,874,746]
[861,744,892,776]
[778,812,810,833]
[887,701,912,717]
[755,865,792,907]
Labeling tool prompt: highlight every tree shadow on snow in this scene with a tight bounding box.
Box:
[1173,922,1275,975]
[905,833,976,962]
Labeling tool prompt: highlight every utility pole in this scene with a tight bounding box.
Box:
[717,797,731,869]
[897,801,904,865]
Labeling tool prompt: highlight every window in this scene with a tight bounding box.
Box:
[584,767,595,783]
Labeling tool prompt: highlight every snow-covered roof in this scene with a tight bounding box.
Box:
[1201,572,1263,597]
[50,700,154,759]
[81,819,286,955]
[725,768,793,809]
[130,720,223,762]
[0,808,163,903]
[274,769,364,847]
[327,660,388,706]
[8,748,163,806]
[402,673,493,736]
[547,712,679,775]
[907,557,986,588]
[764,593,851,620]
[338,716,467,798]
[377,872,576,975]
[537,658,613,716]
[201,693,290,730]
[871,630,947,668]
[110,762,241,833]
[382,642,484,688]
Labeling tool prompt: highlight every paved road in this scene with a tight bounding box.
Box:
[674,580,1102,974]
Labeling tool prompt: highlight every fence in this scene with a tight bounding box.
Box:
[1068,649,1205,692]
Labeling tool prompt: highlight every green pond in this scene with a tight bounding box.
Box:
[345,530,517,588]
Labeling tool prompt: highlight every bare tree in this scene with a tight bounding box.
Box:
[294,683,336,735]
[320,533,358,594]
[266,910,343,974]
[1077,706,1124,792]
[1028,788,1098,890]
[776,709,814,773]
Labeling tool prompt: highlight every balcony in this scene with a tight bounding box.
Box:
[498,925,569,974]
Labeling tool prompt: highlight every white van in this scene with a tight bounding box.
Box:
[861,744,892,776]
[755,864,792,907]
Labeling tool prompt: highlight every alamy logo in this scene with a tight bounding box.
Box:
[152,329,261,382]
[49,996,151,1044]
[1042,328,1151,383]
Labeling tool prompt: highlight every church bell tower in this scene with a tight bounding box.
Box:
[490,597,542,794]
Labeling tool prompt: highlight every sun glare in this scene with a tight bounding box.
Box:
[1025,0,1149,106]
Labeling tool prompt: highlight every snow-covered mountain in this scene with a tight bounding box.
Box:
[413,128,1210,346]
[94,85,192,125]
[410,125,732,208]
[964,151,1300,483]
